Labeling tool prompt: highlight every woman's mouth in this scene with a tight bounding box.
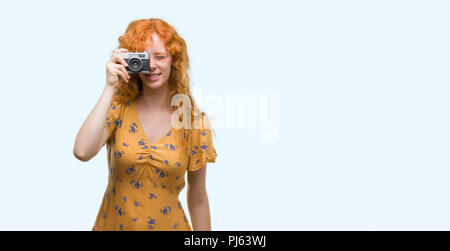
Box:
[145,73,162,81]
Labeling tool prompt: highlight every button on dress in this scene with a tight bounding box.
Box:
[92,98,217,231]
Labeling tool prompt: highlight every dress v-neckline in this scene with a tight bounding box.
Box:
[132,99,173,146]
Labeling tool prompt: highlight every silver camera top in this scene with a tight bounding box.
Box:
[118,51,149,59]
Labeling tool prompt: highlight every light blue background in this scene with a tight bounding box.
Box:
[0,0,449,230]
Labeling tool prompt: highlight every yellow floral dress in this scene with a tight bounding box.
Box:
[92,98,217,231]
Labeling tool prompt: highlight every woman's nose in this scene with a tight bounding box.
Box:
[149,58,157,70]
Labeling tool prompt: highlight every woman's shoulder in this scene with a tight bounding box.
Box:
[106,98,134,129]
[192,112,213,131]
[110,97,133,113]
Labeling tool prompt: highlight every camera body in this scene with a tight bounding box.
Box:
[119,52,150,74]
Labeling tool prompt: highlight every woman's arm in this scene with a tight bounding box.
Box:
[73,48,130,162]
[73,85,115,162]
[187,166,211,231]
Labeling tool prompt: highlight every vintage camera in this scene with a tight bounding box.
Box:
[119,52,150,74]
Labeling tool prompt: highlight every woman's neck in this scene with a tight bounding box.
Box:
[137,84,172,112]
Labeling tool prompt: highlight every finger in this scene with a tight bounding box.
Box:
[115,48,128,52]
[114,69,128,83]
[113,48,129,55]
[121,65,131,80]
[112,64,130,79]
[113,48,129,58]
[112,53,129,68]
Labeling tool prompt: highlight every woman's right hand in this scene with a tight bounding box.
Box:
[106,48,131,88]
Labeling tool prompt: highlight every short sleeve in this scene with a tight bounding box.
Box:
[187,114,218,172]
[104,100,123,143]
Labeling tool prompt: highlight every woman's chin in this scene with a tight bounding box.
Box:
[142,80,166,89]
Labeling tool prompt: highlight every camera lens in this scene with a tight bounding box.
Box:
[128,58,143,72]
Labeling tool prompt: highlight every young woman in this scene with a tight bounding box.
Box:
[73,18,218,231]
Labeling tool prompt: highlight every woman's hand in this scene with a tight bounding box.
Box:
[106,48,131,88]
